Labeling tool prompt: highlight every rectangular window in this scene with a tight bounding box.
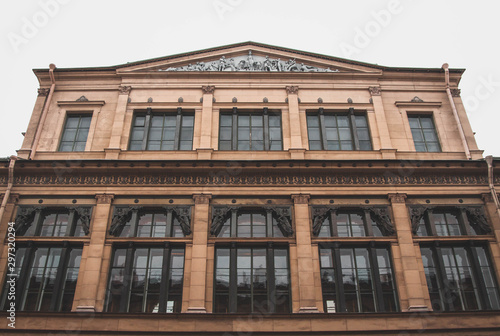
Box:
[1,246,82,312]
[129,108,194,150]
[413,207,491,237]
[421,245,500,311]
[59,114,91,151]
[214,246,290,313]
[313,207,393,238]
[307,108,372,150]
[213,207,291,238]
[319,246,398,313]
[110,207,190,238]
[16,207,90,237]
[408,115,441,152]
[105,246,184,313]
[219,108,282,150]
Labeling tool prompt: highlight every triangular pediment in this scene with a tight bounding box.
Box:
[117,42,382,74]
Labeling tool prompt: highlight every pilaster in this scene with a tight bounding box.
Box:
[286,86,304,150]
[73,193,114,312]
[291,194,320,313]
[198,86,215,150]
[369,86,393,150]
[105,85,131,158]
[185,193,212,313]
[388,193,430,312]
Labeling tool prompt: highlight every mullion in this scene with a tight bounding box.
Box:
[369,246,385,312]
[319,108,328,150]
[434,245,454,311]
[16,246,35,309]
[266,244,275,313]
[120,246,135,312]
[142,109,152,150]
[263,108,270,150]
[159,244,171,312]
[49,247,69,311]
[333,244,346,312]
[349,108,360,150]
[468,245,488,309]
[173,108,182,150]
[34,248,61,311]
[232,108,238,150]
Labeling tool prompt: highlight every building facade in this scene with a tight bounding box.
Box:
[1,42,500,335]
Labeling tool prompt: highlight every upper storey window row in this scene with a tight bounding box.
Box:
[55,109,445,153]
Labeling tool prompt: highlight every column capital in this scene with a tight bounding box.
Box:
[291,194,310,204]
[95,193,114,204]
[118,85,132,95]
[201,85,215,94]
[37,88,50,96]
[450,88,461,97]
[482,193,494,203]
[1,193,19,204]
[388,193,407,203]
[193,193,212,204]
[286,86,299,95]
[368,86,381,96]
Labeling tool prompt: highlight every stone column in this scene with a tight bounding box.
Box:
[105,85,131,159]
[73,193,114,312]
[197,86,215,159]
[369,86,395,159]
[388,193,430,312]
[291,194,320,313]
[450,89,482,159]
[286,86,305,159]
[482,193,500,282]
[185,193,211,313]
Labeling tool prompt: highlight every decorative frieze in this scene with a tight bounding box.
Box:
[9,173,493,186]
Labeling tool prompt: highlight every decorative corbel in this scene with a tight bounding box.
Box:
[74,207,92,235]
[463,206,491,234]
[109,206,136,236]
[172,206,192,236]
[210,206,233,236]
[14,206,40,234]
[269,207,293,237]
[368,207,395,236]
[311,207,335,237]
[409,206,428,234]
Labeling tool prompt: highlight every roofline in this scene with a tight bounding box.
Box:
[32,41,465,74]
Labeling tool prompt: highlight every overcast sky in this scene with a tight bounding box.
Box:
[1,0,499,158]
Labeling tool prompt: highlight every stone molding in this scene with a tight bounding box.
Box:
[95,193,114,204]
[291,194,310,204]
[118,85,132,95]
[388,193,407,203]
[368,86,381,96]
[193,193,212,204]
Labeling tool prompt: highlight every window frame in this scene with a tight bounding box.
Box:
[306,108,372,151]
[319,243,399,313]
[104,243,185,313]
[218,107,283,151]
[420,242,500,312]
[129,107,195,151]
[58,113,92,152]
[1,244,83,312]
[407,114,441,152]
[213,243,291,314]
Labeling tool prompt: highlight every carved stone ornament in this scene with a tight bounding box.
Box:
[347,98,353,104]
[193,193,211,204]
[263,97,269,103]
[481,193,494,203]
[202,86,215,94]
[410,96,424,103]
[172,206,192,236]
[14,206,40,234]
[76,96,89,102]
[286,86,299,95]
[269,207,294,237]
[37,88,50,96]
[75,207,92,235]
[118,86,132,95]
[160,51,339,73]
[312,207,335,237]
[232,97,237,103]
[95,194,114,204]
[210,206,233,236]
[409,206,428,234]
[388,193,407,204]
[450,89,461,97]
[463,207,491,234]
[369,86,381,96]
[178,97,184,103]
[317,97,323,104]
[147,97,153,103]
[292,194,310,204]
[368,207,395,236]
[109,206,136,236]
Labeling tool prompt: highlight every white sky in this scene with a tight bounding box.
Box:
[1,0,499,158]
